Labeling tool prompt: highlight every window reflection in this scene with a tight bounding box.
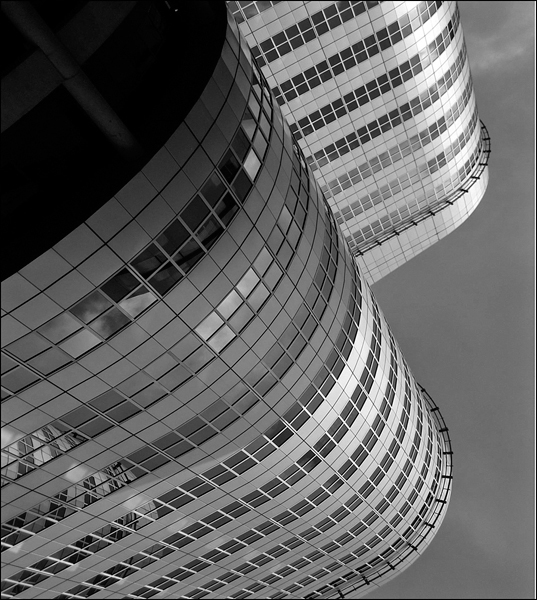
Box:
[38,312,83,343]
[71,290,112,323]
[181,196,210,232]
[201,173,226,207]
[89,307,130,339]
[218,290,242,319]
[27,348,71,375]
[131,244,166,278]
[6,333,51,361]
[243,149,261,180]
[100,269,139,302]
[60,329,101,358]
[197,216,224,250]
[119,286,157,317]
[1,366,40,393]
[173,239,204,273]
[148,263,183,295]
[157,220,189,256]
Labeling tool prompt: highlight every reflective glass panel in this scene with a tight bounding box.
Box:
[181,196,210,232]
[243,149,261,180]
[197,216,224,250]
[196,313,224,340]
[241,108,256,139]
[60,329,101,358]
[219,150,241,183]
[157,220,189,256]
[215,193,238,226]
[1,366,40,392]
[70,291,111,324]
[6,333,51,361]
[148,263,183,295]
[201,173,226,207]
[237,269,259,297]
[90,308,130,339]
[39,313,82,343]
[208,325,235,352]
[27,348,71,375]
[101,269,139,302]
[131,245,166,278]
[173,239,204,272]
[217,290,242,319]
[119,286,157,317]
[231,128,250,162]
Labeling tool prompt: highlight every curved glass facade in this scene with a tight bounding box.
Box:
[233,0,490,282]
[0,4,463,599]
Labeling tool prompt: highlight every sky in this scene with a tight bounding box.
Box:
[364,2,535,599]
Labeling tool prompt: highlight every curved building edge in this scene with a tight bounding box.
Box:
[2,3,453,599]
[231,0,491,284]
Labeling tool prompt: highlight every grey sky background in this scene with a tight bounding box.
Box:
[364,2,535,599]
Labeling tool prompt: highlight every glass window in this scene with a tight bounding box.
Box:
[208,325,235,352]
[241,108,256,140]
[70,291,112,324]
[27,348,71,375]
[196,313,224,340]
[148,263,183,295]
[219,150,241,183]
[132,383,167,408]
[253,248,272,276]
[237,269,259,297]
[231,169,252,202]
[229,304,254,331]
[231,128,250,162]
[159,364,191,390]
[248,282,270,310]
[201,173,226,207]
[90,307,130,339]
[78,416,114,438]
[119,286,157,317]
[197,216,224,250]
[131,245,167,278]
[106,401,141,423]
[154,432,181,450]
[1,366,40,392]
[181,196,210,232]
[39,312,83,344]
[200,400,227,421]
[6,333,51,361]
[248,94,261,120]
[253,131,268,159]
[243,149,261,180]
[217,290,242,319]
[61,406,96,428]
[183,346,214,372]
[60,329,101,357]
[101,269,139,303]
[157,220,189,256]
[215,193,238,225]
[127,446,157,464]
[1,353,17,374]
[171,334,201,361]
[173,238,204,273]
[89,390,125,412]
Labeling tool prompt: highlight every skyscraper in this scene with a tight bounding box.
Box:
[230,0,490,282]
[2,2,480,599]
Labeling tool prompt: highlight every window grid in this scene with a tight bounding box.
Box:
[271,1,446,106]
[290,9,461,141]
[306,41,469,173]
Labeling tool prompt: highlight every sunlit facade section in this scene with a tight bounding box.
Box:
[231,0,490,282]
[2,3,453,599]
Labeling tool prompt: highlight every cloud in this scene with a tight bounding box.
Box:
[461,1,534,74]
